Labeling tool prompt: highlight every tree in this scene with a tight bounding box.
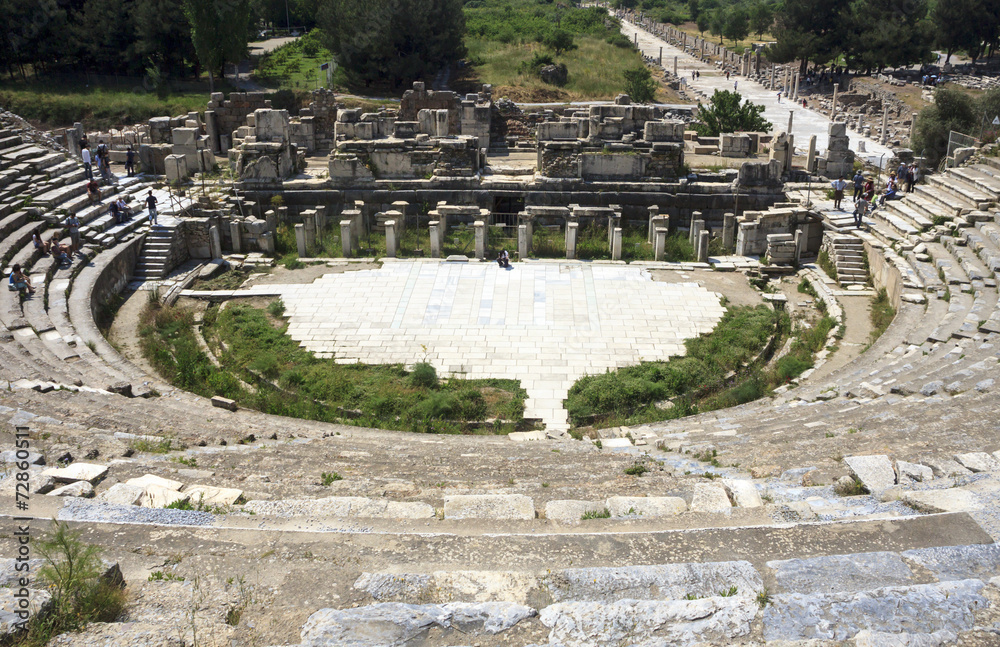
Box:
[843,0,931,72]
[696,11,710,36]
[688,0,700,21]
[709,9,725,44]
[932,0,980,63]
[912,86,978,165]
[723,7,749,45]
[133,0,196,79]
[183,0,252,91]
[544,29,576,54]
[768,0,846,72]
[318,0,466,88]
[80,0,138,75]
[750,2,772,39]
[623,66,657,103]
[695,90,772,136]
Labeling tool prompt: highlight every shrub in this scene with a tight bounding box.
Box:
[622,66,657,103]
[409,362,438,388]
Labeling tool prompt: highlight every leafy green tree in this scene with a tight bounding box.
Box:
[723,7,749,45]
[912,86,978,165]
[750,2,773,38]
[843,0,931,72]
[931,0,981,63]
[695,89,772,136]
[709,9,726,44]
[623,66,657,103]
[133,0,196,79]
[688,0,700,21]
[696,11,711,36]
[79,0,138,74]
[318,0,466,88]
[767,0,845,72]
[183,0,252,91]
[544,29,576,54]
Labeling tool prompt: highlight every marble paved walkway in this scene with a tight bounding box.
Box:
[244,260,726,432]
[618,16,894,167]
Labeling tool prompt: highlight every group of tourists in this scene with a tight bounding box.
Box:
[839,162,921,228]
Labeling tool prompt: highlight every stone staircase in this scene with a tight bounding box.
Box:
[820,231,868,286]
[133,222,180,281]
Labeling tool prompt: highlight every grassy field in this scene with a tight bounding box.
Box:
[0,85,212,131]
[140,300,529,434]
[463,0,683,102]
[254,30,342,91]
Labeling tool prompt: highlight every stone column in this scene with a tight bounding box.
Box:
[385,220,398,258]
[785,135,795,173]
[697,230,710,263]
[295,224,307,258]
[265,209,278,233]
[794,229,805,265]
[315,205,327,235]
[340,220,353,256]
[722,212,736,250]
[647,205,660,243]
[607,213,621,251]
[566,221,578,259]
[857,113,865,132]
[831,83,840,117]
[910,112,918,141]
[611,228,623,261]
[788,110,794,135]
[435,110,449,137]
[769,65,775,89]
[654,227,668,261]
[209,225,222,259]
[807,134,817,172]
[474,220,487,260]
[260,231,275,255]
[429,222,441,258]
[689,212,703,245]
[659,47,662,66]
[229,220,242,254]
[518,224,530,260]
[303,212,317,250]
[673,56,678,77]
[881,107,889,144]
[793,72,800,100]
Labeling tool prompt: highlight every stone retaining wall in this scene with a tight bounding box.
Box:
[862,238,906,308]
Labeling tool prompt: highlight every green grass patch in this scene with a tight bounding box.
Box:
[139,300,528,434]
[566,305,782,427]
[868,288,896,344]
[817,249,838,283]
[581,507,611,520]
[255,30,339,91]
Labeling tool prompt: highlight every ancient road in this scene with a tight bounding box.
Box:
[618,15,895,168]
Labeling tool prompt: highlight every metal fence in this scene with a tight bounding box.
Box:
[943,130,980,169]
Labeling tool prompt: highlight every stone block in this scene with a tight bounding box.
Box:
[164,154,187,183]
[721,479,762,508]
[895,461,933,482]
[690,483,732,512]
[211,395,238,411]
[844,455,896,495]
[97,483,145,506]
[901,489,980,513]
[41,462,108,484]
[443,495,535,520]
[126,474,184,491]
[954,452,1000,473]
[183,484,244,506]
[139,484,189,508]
[606,496,686,517]
[47,481,94,498]
[545,500,608,524]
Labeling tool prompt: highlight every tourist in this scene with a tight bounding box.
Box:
[109,199,122,225]
[734,80,738,91]
[878,174,899,206]
[905,163,916,192]
[897,161,908,183]
[777,91,781,103]
[909,163,921,190]
[81,145,93,181]
[31,232,50,255]
[65,213,81,253]
[116,197,133,220]
[502,249,510,267]
[726,71,730,80]
[125,145,136,177]
[830,175,848,210]
[145,191,158,225]
[852,169,865,201]
[51,239,71,265]
[99,154,114,184]
[86,178,100,202]
[8,264,34,294]
[854,192,869,228]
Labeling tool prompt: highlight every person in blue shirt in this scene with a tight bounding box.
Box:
[9,264,34,294]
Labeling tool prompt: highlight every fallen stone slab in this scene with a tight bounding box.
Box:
[355,571,539,605]
[767,552,917,595]
[606,496,686,517]
[544,500,608,524]
[953,452,1000,473]
[47,481,94,498]
[211,395,237,411]
[507,431,546,442]
[299,601,535,646]
[902,489,981,513]
[0,450,43,465]
[540,597,756,646]
[125,474,184,491]
[923,458,972,478]
[844,455,896,495]
[721,479,763,508]
[97,483,145,506]
[41,462,108,484]
[182,484,243,507]
[139,484,189,508]
[896,460,933,482]
[853,630,959,647]
[762,580,986,641]
[0,467,54,495]
[443,495,535,521]
[690,483,732,512]
[244,496,435,519]
[0,587,52,638]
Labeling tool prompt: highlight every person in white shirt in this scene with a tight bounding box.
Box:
[81,146,93,181]
[830,176,848,210]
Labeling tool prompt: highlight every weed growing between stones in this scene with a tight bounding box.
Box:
[868,288,897,344]
[15,521,127,647]
[148,571,186,582]
[580,508,611,520]
[140,301,529,434]
[319,471,343,486]
[623,463,649,476]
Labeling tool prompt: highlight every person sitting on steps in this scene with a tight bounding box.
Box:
[496,250,511,268]
[31,232,50,255]
[8,264,34,295]
[50,234,71,265]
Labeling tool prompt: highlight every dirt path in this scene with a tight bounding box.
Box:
[107,288,160,378]
[808,293,873,382]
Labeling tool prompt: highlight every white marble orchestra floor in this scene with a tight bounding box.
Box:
[244,260,726,432]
